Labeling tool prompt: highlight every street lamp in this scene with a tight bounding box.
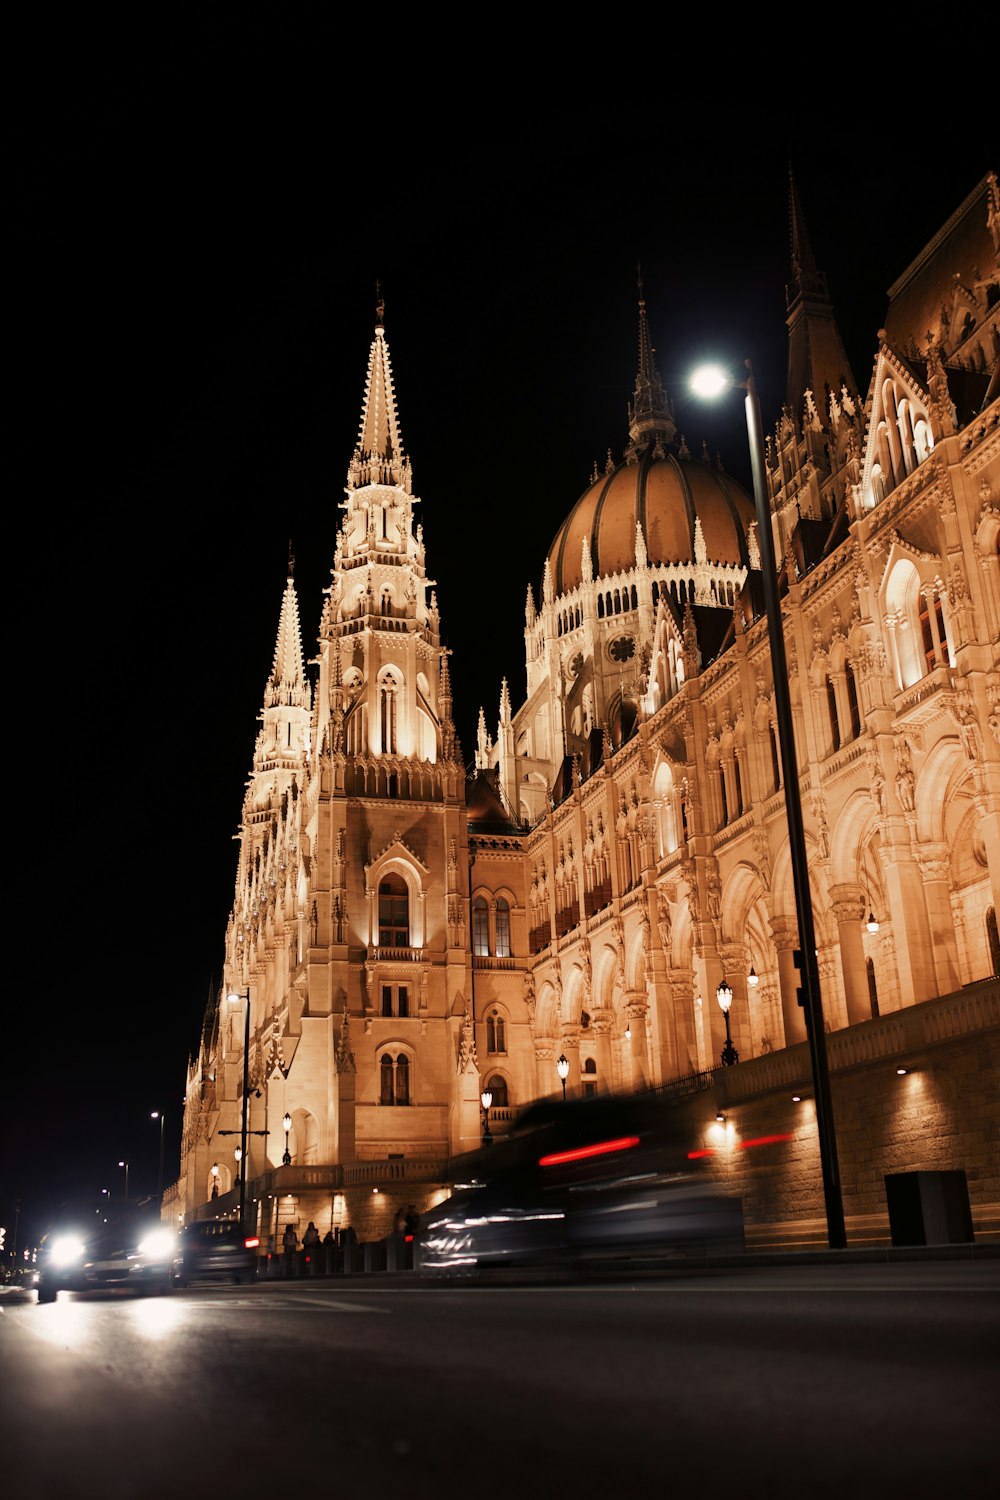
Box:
[480,1089,493,1146]
[716,982,739,1067]
[556,1053,569,1101]
[282,1112,292,1166]
[151,1111,166,1207]
[211,1163,219,1199]
[118,1160,129,1202]
[691,359,846,1250]
[234,1146,242,1187]
[224,988,251,1228]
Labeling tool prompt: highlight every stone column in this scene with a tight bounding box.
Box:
[829,884,870,1025]
[668,965,700,1077]
[624,995,650,1088]
[533,1042,555,1102]
[591,1012,616,1093]
[771,915,807,1045]
[879,840,937,1004]
[914,845,961,994]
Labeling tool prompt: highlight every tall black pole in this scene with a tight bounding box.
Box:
[155,1113,165,1208]
[744,362,846,1249]
[238,995,250,1230]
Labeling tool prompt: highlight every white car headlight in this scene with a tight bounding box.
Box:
[137,1229,176,1259]
[50,1236,86,1268]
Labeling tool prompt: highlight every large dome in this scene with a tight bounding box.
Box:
[546,443,756,596]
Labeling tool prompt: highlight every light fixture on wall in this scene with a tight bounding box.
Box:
[715,1109,726,1123]
[896,1066,908,1076]
[866,912,880,934]
[282,1112,292,1166]
[716,982,739,1067]
[747,965,759,988]
[624,1019,632,1042]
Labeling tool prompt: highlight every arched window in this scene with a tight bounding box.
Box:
[827,676,840,752]
[866,958,879,1019]
[486,1009,507,1054]
[379,674,398,753]
[987,908,1000,978]
[380,1054,395,1105]
[378,874,409,947]
[472,896,489,956]
[583,1056,597,1096]
[486,1074,508,1108]
[495,898,511,957]
[846,663,861,740]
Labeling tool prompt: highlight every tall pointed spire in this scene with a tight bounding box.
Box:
[785,165,859,418]
[264,570,309,712]
[347,292,412,493]
[628,264,676,448]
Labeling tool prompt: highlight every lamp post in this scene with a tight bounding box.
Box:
[226,989,250,1228]
[716,982,739,1066]
[211,1163,219,1199]
[234,1146,242,1187]
[151,1111,165,1208]
[282,1112,292,1166]
[480,1089,493,1146]
[556,1053,569,1101]
[691,359,846,1250]
[118,1160,129,1202]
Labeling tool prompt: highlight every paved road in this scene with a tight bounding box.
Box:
[1,1260,997,1500]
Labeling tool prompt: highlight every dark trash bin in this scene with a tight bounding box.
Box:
[885,1170,974,1246]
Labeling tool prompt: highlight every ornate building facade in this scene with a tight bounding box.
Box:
[172,172,1000,1246]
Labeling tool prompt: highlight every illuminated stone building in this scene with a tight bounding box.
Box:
[173,171,999,1247]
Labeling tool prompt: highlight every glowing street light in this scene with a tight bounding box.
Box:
[118,1160,129,1202]
[716,982,739,1067]
[151,1111,166,1208]
[556,1053,569,1102]
[282,1112,292,1166]
[480,1089,493,1146]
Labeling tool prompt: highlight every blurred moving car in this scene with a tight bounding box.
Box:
[418,1091,745,1276]
[36,1204,177,1302]
[173,1220,260,1286]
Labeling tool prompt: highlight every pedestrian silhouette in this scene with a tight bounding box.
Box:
[282,1222,298,1276]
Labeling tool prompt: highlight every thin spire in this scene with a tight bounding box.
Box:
[628,264,676,448]
[785,164,859,416]
[347,295,411,493]
[264,574,309,711]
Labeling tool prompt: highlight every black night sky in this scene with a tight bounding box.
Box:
[5,12,993,1253]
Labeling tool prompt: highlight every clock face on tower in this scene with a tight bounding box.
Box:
[608,636,635,664]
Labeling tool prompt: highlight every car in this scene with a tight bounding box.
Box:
[36,1204,177,1303]
[417,1090,745,1276]
[173,1219,260,1286]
